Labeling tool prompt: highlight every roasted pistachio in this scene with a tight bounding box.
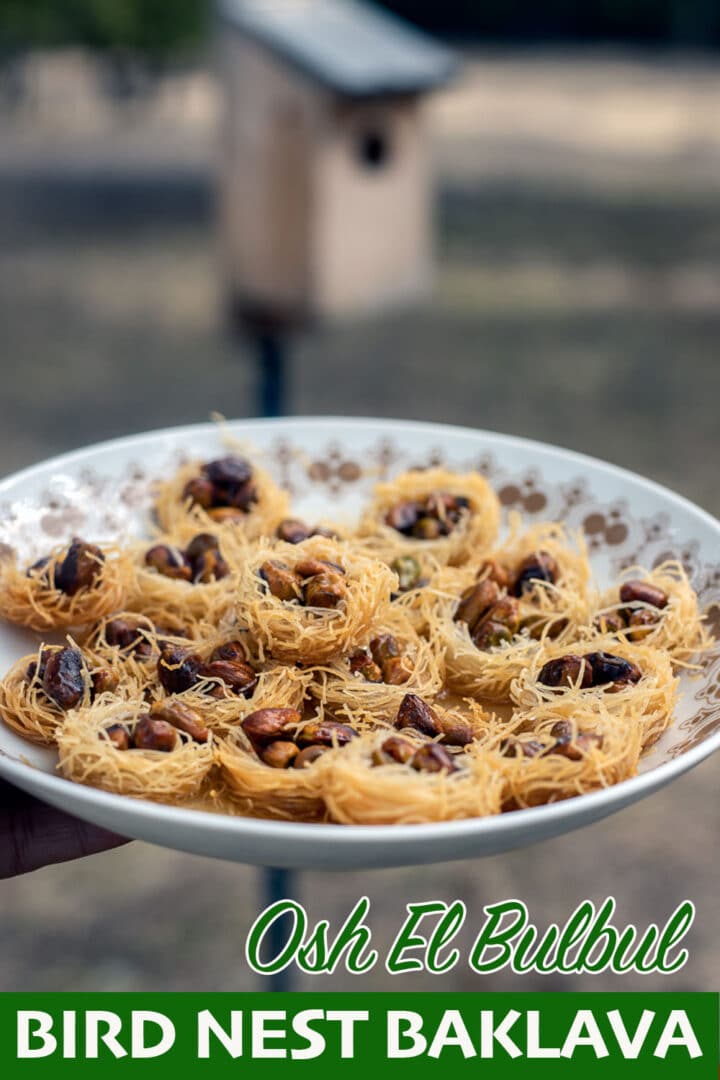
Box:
[259,560,302,602]
[545,616,569,641]
[91,667,120,697]
[455,579,502,629]
[594,611,627,635]
[149,699,209,743]
[627,609,659,641]
[191,548,230,584]
[391,555,422,592]
[104,616,152,655]
[395,693,440,738]
[304,572,346,609]
[619,580,669,610]
[437,713,474,747]
[348,650,383,683]
[369,634,400,667]
[223,480,258,512]
[372,735,415,766]
[471,593,521,647]
[185,533,229,584]
[242,707,302,746]
[54,538,104,595]
[211,641,248,664]
[182,475,214,509]
[296,719,357,747]
[412,516,442,540]
[201,658,258,698]
[513,550,559,596]
[410,743,458,775]
[144,544,192,581]
[385,501,420,534]
[157,643,202,694]
[104,723,130,751]
[499,737,545,759]
[276,519,313,544]
[538,654,593,689]
[25,648,52,685]
[477,558,514,592]
[472,619,515,650]
[295,558,345,579]
[201,455,253,490]
[549,721,603,760]
[132,716,177,752]
[42,646,86,709]
[260,740,300,769]
[549,719,574,740]
[382,655,415,686]
[293,746,327,769]
[584,651,641,688]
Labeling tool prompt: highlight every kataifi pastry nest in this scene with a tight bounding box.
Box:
[483,700,642,809]
[307,608,444,717]
[127,526,239,623]
[357,467,501,567]
[510,634,678,751]
[321,726,504,825]
[0,640,134,746]
[0,540,132,631]
[57,697,214,801]
[216,703,375,822]
[235,536,396,664]
[590,560,711,664]
[424,519,591,702]
[154,455,289,539]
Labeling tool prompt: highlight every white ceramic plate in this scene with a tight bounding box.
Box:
[0,417,718,870]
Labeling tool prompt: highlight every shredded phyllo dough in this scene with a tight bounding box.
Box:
[321,729,505,825]
[0,452,711,822]
[0,539,132,631]
[58,698,214,800]
[0,637,138,746]
[424,518,592,702]
[154,456,289,538]
[479,700,643,808]
[510,634,678,750]
[589,560,711,663]
[235,536,396,664]
[127,525,239,623]
[307,608,444,717]
[357,467,501,567]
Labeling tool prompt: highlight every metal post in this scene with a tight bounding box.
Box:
[262,866,296,992]
[254,327,295,991]
[257,331,286,419]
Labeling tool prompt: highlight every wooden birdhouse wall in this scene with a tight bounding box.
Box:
[218,31,433,322]
[218,31,322,318]
[313,96,431,316]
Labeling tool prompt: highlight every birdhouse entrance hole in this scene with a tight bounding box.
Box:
[356,128,391,170]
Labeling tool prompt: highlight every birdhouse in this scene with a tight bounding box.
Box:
[217,0,455,325]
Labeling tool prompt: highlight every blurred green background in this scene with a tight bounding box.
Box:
[0,0,205,57]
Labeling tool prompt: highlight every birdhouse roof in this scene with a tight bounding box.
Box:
[218,0,456,97]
